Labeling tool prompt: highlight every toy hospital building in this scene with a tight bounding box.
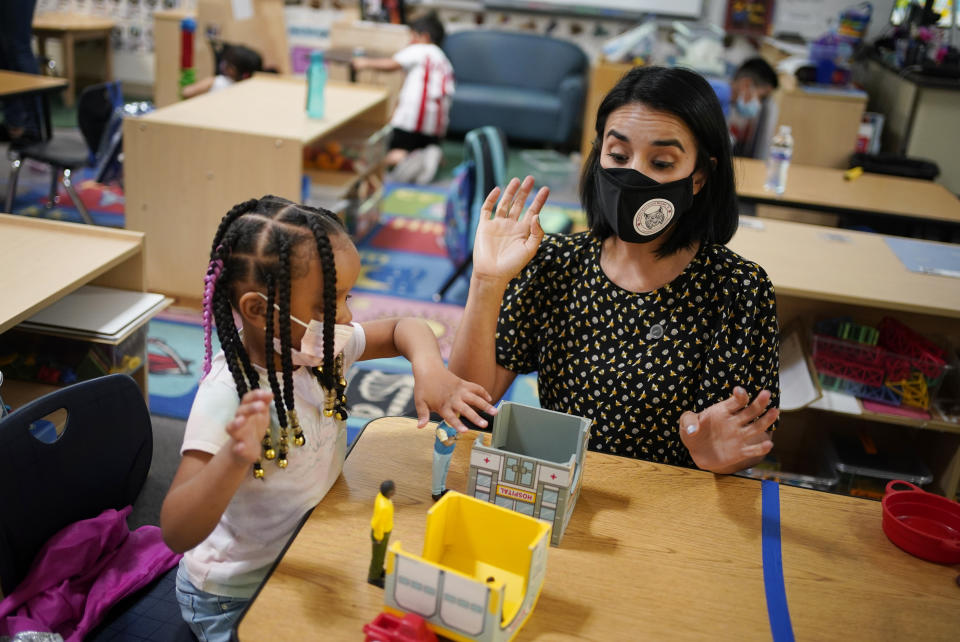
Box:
[466,402,589,546]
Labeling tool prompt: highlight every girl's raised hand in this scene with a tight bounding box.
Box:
[678,387,779,474]
[225,389,274,465]
[471,176,550,288]
[412,366,498,433]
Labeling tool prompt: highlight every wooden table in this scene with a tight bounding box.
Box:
[0,70,67,141]
[32,13,115,108]
[0,214,149,404]
[123,74,390,300]
[735,157,960,239]
[237,416,960,641]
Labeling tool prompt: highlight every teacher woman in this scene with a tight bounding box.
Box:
[448,66,780,474]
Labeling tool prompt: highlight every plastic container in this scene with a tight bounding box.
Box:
[882,480,960,564]
[764,125,793,195]
[306,50,326,120]
[831,428,933,500]
[811,331,952,411]
[0,326,147,386]
[738,432,840,492]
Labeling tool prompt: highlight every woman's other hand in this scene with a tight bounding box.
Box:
[679,387,778,474]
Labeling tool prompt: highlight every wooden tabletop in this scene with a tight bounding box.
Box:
[138,74,389,144]
[728,216,960,319]
[0,215,143,334]
[735,157,960,224]
[32,13,116,32]
[0,70,67,98]
[237,416,960,641]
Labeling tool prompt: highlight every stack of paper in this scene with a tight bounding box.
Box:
[19,285,170,343]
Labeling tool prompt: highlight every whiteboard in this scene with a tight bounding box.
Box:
[487,0,703,19]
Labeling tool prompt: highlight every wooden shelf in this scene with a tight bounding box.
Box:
[804,402,960,435]
[3,379,61,411]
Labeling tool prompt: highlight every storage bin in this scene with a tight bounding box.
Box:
[811,317,953,411]
[0,325,146,387]
[831,428,933,500]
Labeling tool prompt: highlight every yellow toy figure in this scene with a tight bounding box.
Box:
[368,479,396,587]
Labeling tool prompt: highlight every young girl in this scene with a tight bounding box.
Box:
[161,195,495,641]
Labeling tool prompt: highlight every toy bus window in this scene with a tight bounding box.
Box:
[503,456,520,483]
[515,500,534,516]
[476,490,490,502]
[540,506,556,523]
[542,487,559,506]
[520,461,535,486]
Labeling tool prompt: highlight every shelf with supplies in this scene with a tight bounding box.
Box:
[0,215,166,409]
[727,216,960,499]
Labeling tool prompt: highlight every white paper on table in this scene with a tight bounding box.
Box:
[232,0,254,21]
[809,389,862,415]
[778,329,821,411]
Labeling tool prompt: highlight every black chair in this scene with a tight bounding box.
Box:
[4,81,123,224]
[0,373,152,594]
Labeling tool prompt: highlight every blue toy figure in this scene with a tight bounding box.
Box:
[432,422,458,501]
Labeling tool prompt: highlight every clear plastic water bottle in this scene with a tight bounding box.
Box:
[765,125,794,195]
[306,50,326,119]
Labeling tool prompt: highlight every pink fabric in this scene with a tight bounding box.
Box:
[0,506,181,642]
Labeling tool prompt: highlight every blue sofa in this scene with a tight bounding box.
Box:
[443,31,588,147]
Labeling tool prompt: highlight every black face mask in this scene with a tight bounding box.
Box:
[595,167,696,244]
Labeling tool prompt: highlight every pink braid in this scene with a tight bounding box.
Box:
[200,249,225,379]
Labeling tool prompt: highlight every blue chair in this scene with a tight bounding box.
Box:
[443,31,588,147]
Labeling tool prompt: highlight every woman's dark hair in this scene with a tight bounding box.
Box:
[200,195,348,477]
[409,11,445,47]
[579,66,739,257]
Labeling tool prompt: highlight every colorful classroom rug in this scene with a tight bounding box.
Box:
[7,176,125,227]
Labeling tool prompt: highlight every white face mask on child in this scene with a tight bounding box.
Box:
[256,292,354,366]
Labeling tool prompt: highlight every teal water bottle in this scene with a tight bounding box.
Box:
[306,50,326,119]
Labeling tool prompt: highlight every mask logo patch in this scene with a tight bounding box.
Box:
[633,198,675,235]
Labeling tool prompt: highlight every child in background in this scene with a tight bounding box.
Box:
[352,11,454,185]
[182,43,263,99]
[161,195,495,641]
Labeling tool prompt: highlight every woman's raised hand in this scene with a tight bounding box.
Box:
[471,176,550,287]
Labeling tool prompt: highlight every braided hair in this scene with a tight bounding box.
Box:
[199,195,348,477]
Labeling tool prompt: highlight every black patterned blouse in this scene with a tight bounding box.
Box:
[495,232,780,467]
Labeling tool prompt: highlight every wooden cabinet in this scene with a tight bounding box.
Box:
[0,215,157,405]
[771,76,867,169]
[124,75,390,300]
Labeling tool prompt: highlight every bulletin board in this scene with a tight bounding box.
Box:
[725,0,776,36]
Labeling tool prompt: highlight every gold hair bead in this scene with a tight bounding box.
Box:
[253,464,265,479]
[294,433,305,447]
[264,448,276,460]
[288,409,301,432]
[277,457,288,469]
[335,411,346,421]
[279,436,288,446]
[323,408,334,417]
